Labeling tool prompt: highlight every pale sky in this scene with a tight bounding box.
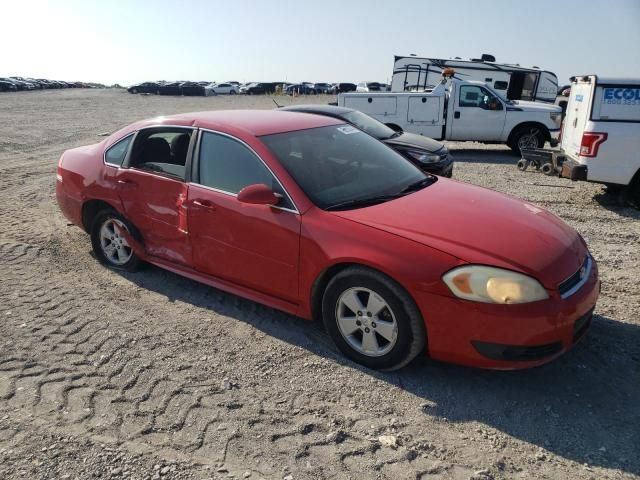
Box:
[1,0,639,86]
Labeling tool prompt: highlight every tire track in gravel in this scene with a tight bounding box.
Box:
[0,236,484,479]
[2,242,633,480]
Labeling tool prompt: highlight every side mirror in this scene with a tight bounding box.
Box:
[237,184,280,206]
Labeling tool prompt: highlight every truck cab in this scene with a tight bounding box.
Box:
[338,77,562,153]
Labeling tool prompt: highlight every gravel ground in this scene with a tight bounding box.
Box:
[0,88,638,480]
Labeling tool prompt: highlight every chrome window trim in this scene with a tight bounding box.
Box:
[188,182,299,215]
[560,255,592,299]
[103,125,197,168]
[194,128,300,214]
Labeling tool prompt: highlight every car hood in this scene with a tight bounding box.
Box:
[332,179,585,288]
[385,132,445,153]
[510,100,561,113]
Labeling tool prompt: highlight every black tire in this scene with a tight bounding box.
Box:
[230,90,236,95]
[541,163,555,176]
[630,175,640,209]
[131,88,137,94]
[322,266,426,371]
[90,209,142,272]
[508,125,547,155]
[516,159,528,171]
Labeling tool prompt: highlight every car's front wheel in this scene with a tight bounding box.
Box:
[322,266,426,370]
[90,210,142,271]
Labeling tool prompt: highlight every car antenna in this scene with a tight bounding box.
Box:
[272,98,282,108]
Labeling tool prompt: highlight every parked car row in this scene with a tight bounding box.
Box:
[356,81,390,92]
[0,76,102,92]
[126,80,366,96]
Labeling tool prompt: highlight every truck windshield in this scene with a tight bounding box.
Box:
[341,110,398,139]
[261,125,428,210]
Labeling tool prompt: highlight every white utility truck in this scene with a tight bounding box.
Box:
[338,75,562,153]
[391,54,558,103]
[532,75,640,206]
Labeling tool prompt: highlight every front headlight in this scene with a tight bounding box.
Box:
[442,265,549,304]
[403,148,443,164]
[550,112,562,129]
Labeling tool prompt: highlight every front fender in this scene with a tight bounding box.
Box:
[297,210,461,320]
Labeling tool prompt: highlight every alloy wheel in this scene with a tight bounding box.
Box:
[335,287,398,357]
[99,218,133,266]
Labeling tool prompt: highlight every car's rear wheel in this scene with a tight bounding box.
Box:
[322,266,426,370]
[90,210,142,271]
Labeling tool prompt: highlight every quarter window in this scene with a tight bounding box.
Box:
[198,132,294,209]
[105,135,133,166]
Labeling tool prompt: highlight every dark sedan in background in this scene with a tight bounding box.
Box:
[329,83,357,94]
[127,82,160,94]
[285,84,317,95]
[280,105,453,177]
[0,79,18,92]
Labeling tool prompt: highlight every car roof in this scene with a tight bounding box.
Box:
[588,75,638,85]
[133,110,344,136]
[280,104,355,116]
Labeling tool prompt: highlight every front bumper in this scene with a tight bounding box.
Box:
[414,259,599,369]
[422,155,454,178]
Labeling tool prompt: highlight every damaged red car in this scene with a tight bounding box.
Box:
[56,110,599,370]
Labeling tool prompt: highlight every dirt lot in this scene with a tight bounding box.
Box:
[0,89,638,480]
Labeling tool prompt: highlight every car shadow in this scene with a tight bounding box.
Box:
[116,263,640,475]
[593,189,640,219]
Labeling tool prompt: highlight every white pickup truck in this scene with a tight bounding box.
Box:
[553,75,640,206]
[338,76,562,153]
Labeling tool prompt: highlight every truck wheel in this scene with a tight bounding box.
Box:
[508,126,546,154]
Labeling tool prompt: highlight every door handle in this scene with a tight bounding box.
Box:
[454,111,461,119]
[117,179,137,187]
[192,199,216,210]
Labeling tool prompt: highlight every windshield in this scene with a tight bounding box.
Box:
[341,110,397,139]
[261,125,427,210]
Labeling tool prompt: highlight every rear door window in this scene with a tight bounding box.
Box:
[127,128,193,179]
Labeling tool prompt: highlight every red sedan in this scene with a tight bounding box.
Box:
[56,110,599,370]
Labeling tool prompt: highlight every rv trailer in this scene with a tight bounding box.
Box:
[391,54,558,103]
